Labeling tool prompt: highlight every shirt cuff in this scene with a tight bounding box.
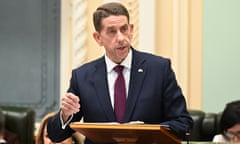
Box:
[60,111,73,129]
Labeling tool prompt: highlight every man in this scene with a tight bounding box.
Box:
[48,2,193,144]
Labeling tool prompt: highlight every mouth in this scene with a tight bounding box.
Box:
[117,46,127,50]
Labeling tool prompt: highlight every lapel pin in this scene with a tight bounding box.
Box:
[138,68,143,73]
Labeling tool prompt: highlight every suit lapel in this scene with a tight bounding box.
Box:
[90,58,116,121]
[125,50,146,121]
[89,50,147,122]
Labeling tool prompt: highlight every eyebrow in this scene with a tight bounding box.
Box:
[106,24,128,29]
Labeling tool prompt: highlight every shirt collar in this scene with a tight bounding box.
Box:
[105,49,132,73]
[0,139,6,143]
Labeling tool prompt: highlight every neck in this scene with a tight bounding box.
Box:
[0,134,3,138]
[0,135,4,140]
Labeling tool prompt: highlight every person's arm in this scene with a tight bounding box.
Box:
[47,111,75,142]
[60,111,73,129]
[60,93,80,124]
[47,93,81,142]
[160,59,193,139]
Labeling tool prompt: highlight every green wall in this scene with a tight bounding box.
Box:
[203,0,240,112]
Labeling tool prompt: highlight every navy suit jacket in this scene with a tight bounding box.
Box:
[48,48,193,143]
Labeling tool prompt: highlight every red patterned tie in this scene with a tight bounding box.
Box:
[114,65,126,123]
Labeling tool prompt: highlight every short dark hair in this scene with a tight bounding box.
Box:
[220,100,240,132]
[93,2,130,32]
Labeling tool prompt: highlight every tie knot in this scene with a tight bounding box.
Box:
[114,65,124,74]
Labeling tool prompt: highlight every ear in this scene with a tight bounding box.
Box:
[93,32,103,46]
[129,24,134,39]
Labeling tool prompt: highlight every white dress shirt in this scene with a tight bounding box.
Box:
[212,134,228,142]
[105,49,132,108]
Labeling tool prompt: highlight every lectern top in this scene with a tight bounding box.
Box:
[70,122,181,144]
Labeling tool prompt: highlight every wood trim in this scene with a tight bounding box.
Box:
[155,0,202,109]
[188,0,203,109]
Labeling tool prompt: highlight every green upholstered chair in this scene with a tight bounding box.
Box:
[1,106,35,144]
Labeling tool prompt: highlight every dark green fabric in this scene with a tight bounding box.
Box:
[1,106,35,144]
[188,110,222,141]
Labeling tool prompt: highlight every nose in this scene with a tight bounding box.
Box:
[116,31,124,43]
[231,135,240,142]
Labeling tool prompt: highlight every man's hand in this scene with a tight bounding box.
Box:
[61,93,80,122]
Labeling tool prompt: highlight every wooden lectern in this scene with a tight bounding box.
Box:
[70,122,181,144]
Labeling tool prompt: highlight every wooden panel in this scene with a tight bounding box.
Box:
[0,0,60,120]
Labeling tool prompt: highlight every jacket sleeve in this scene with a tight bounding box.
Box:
[160,59,193,139]
[47,111,75,142]
[47,70,83,142]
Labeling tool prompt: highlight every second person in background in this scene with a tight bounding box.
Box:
[213,100,240,143]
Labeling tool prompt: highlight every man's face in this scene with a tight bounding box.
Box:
[225,123,240,142]
[93,15,134,64]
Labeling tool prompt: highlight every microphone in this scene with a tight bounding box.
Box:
[185,126,190,144]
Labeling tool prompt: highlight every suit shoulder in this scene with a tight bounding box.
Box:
[136,50,171,65]
[72,56,104,73]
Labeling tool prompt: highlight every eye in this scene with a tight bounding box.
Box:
[107,28,117,35]
[120,25,129,33]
